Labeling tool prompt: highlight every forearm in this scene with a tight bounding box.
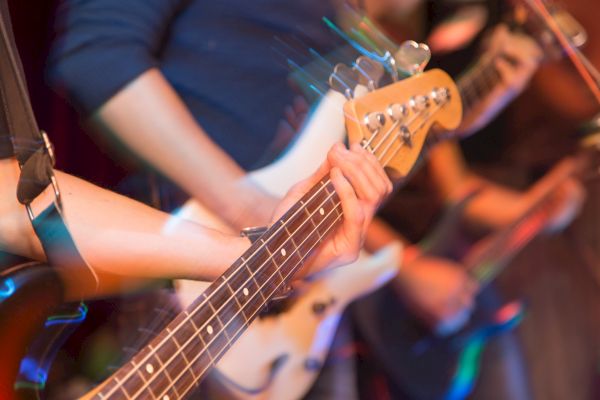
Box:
[459,175,523,229]
[55,171,249,279]
[2,159,250,298]
[427,140,523,229]
[94,68,277,229]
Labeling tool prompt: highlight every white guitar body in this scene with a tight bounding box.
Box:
[175,90,401,400]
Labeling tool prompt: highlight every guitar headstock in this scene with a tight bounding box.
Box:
[342,69,462,179]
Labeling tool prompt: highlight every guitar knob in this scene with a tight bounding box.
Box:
[394,40,431,76]
[387,103,408,121]
[430,87,450,105]
[354,56,385,90]
[364,112,386,132]
[409,95,429,112]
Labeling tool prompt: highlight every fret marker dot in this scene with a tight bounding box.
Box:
[319,208,325,216]
[281,248,287,257]
[163,396,170,400]
[243,288,249,296]
[145,363,154,374]
[207,325,214,335]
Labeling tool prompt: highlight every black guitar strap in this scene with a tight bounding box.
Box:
[0,0,98,297]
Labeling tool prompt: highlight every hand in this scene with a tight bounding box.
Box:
[489,25,543,98]
[458,24,543,136]
[427,5,489,54]
[394,253,479,334]
[543,178,585,232]
[272,142,392,277]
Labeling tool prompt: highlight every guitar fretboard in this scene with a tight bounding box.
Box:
[93,178,343,399]
[465,155,586,287]
[466,199,554,287]
[457,56,502,115]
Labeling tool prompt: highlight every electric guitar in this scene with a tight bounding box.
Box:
[72,67,461,400]
[353,131,600,400]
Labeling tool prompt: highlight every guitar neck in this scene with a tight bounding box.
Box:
[457,56,502,116]
[466,198,553,287]
[465,157,582,287]
[92,177,343,400]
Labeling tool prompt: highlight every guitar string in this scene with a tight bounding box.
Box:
[471,159,580,285]
[474,206,550,286]
[157,100,452,400]
[476,220,540,285]
[457,58,497,111]
[381,101,447,168]
[103,90,450,399]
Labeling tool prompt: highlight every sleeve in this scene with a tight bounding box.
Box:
[47,0,188,115]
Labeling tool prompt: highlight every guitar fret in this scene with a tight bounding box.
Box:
[163,367,198,400]
[301,199,319,229]
[458,58,501,115]
[106,358,150,399]
[135,367,149,384]
[117,385,133,399]
[224,280,248,322]
[284,225,301,256]
[305,207,319,228]
[263,245,287,285]
[226,267,260,321]
[247,265,268,303]
[145,362,174,399]
[206,283,247,334]
[158,386,182,400]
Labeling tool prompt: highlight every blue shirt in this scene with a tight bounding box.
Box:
[48,0,339,169]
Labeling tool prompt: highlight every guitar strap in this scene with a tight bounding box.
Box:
[0,0,98,297]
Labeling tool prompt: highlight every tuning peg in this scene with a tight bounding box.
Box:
[328,63,360,99]
[353,56,385,91]
[382,51,400,82]
[394,40,431,76]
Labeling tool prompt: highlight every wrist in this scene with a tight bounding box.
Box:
[225,181,279,230]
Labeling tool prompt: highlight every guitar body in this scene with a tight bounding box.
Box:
[175,89,400,400]
[353,284,523,400]
[0,261,64,399]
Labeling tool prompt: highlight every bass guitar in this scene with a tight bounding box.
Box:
[74,67,462,400]
[352,130,600,400]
